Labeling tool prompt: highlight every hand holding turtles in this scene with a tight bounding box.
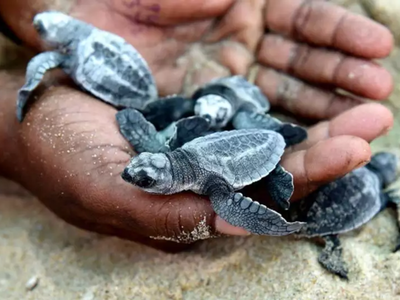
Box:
[0,0,394,249]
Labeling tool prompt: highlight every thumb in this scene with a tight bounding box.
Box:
[88,170,250,243]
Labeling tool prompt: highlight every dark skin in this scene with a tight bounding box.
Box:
[0,0,395,251]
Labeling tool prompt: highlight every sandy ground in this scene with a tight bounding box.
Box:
[1,1,400,299]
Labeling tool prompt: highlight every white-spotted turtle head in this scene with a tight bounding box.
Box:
[33,11,79,48]
[121,153,174,194]
[194,95,233,129]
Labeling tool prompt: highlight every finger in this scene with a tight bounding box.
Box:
[203,0,264,53]
[258,34,393,100]
[281,135,372,201]
[264,0,394,58]
[289,103,394,152]
[255,66,366,119]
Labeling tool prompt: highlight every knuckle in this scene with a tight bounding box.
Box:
[288,44,312,75]
[292,0,313,40]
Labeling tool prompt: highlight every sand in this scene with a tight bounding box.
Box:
[1,1,400,299]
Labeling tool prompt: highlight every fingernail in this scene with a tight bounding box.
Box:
[355,159,370,169]
[215,216,251,236]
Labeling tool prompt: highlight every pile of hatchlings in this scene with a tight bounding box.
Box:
[16,11,400,280]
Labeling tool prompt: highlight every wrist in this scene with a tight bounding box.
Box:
[0,69,25,179]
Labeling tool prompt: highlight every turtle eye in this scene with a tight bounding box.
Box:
[33,20,45,35]
[203,114,213,123]
[136,176,155,188]
[133,170,156,188]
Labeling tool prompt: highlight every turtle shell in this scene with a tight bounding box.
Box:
[293,167,382,237]
[192,75,270,114]
[182,128,285,190]
[71,28,158,110]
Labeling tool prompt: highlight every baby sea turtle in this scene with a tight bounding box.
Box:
[116,108,211,153]
[143,76,307,147]
[17,11,157,122]
[121,128,304,235]
[288,152,400,279]
[118,110,294,210]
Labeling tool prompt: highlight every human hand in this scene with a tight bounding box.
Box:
[0,0,395,250]
[0,70,393,250]
[0,0,394,118]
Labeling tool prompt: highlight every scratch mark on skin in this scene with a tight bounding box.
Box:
[108,0,162,34]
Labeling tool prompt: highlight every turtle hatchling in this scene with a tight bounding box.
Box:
[121,128,304,235]
[116,108,212,153]
[143,75,308,147]
[192,75,308,147]
[17,11,157,122]
[118,110,295,210]
[287,152,400,279]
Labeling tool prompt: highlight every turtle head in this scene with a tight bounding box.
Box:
[194,95,232,129]
[33,11,78,47]
[121,153,174,194]
[366,152,398,188]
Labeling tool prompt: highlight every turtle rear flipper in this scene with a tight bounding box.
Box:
[168,116,211,151]
[232,111,307,147]
[116,108,169,153]
[264,164,293,210]
[17,51,65,122]
[206,176,304,236]
[318,235,349,280]
[142,95,195,130]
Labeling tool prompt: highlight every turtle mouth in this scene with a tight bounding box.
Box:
[203,114,212,124]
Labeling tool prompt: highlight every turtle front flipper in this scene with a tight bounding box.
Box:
[116,108,169,153]
[383,189,400,252]
[206,177,304,236]
[142,95,195,130]
[232,111,308,147]
[264,164,294,210]
[168,116,211,151]
[318,235,349,280]
[17,51,65,122]
[276,124,308,147]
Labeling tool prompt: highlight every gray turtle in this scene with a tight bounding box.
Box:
[192,75,307,146]
[288,152,400,279]
[118,110,294,210]
[116,108,212,153]
[120,128,304,235]
[17,11,157,122]
[143,76,307,146]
